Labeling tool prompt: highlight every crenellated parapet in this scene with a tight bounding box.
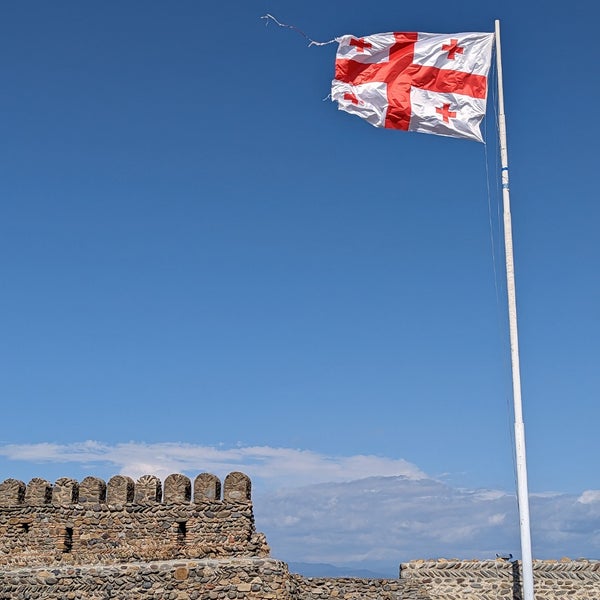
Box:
[0,472,251,508]
[0,471,268,567]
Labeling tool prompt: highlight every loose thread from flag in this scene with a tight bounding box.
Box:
[261,14,337,47]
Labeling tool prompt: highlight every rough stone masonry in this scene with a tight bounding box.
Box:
[0,472,598,599]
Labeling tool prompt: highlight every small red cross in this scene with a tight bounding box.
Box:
[436,103,456,123]
[442,39,464,60]
[344,92,360,105]
[335,33,487,130]
[350,38,372,52]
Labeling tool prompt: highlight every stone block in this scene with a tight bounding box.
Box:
[164,474,191,504]
[224,472,251,502]
[25,478,52,505]
[79,477,107,503]
[107,475,135,504]
[0,479,25,507]
[135,475,162,504]
[52,478,79,505]
[194,473,221,502]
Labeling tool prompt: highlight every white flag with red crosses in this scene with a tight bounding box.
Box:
[331,31,494,142]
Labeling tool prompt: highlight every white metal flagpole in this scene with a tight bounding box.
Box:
[494,19,535,600]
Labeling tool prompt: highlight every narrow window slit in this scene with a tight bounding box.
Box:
[177,521,187,544]
[63,527,73,553]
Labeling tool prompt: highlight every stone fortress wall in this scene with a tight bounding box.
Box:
[0,472,268,568]
[0,472,598,600]
[397,559,599,600]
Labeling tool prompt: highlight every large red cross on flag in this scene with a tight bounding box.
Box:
[331,31,494,142]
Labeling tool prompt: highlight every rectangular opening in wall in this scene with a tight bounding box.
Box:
[63,527,73,553]
[177,521,187,544]
[21,523,30,534]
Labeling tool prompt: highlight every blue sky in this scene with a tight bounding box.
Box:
[1,1,598,574]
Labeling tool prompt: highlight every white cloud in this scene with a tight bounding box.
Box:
[260,478,599,573]
[578,490,600,504]
[470,490,509,502]
[253,475,523,572]
[488,513,506,525]
[0,441,426,486]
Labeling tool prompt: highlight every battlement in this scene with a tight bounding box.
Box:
[0,471,269,567]
[1,472,598,599]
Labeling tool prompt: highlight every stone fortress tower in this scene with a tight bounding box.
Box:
[0,472,597,599]
[0,472,267,567]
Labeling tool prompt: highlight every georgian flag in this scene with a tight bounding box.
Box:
[331,31,494,142]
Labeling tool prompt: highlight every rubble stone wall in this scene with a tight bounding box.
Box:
[399,559,600,600]
[0,557,292,600]
[288,574,403,599]
[0,472,269,567]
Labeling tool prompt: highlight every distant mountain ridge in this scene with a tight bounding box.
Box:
[288,562,391,579]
